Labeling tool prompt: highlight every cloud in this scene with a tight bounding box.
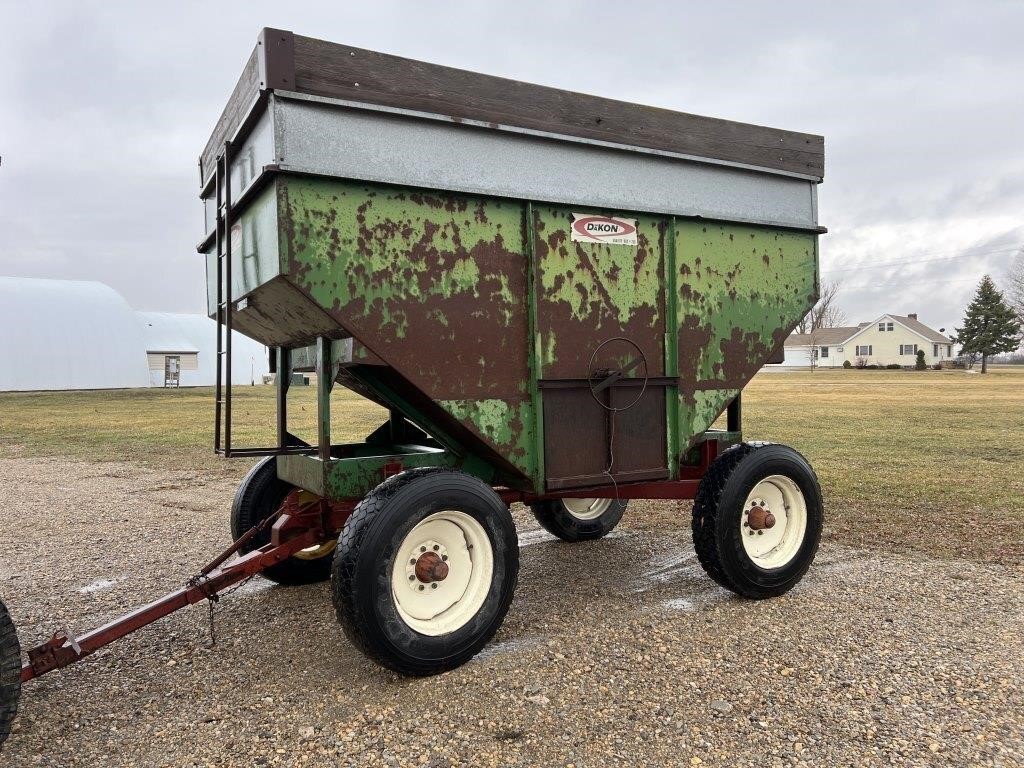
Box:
[1,0,1021,332]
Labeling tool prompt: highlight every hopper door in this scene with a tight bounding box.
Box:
[531,205,670,490]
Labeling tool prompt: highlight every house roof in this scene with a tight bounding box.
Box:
[785,327,861,346]
[785,314,953,348]
[889,315,953,343]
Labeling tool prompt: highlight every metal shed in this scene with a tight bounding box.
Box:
[0,277,151,391]
[136,312,269,387]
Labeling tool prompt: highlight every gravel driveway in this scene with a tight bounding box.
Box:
[1,455,1022,767]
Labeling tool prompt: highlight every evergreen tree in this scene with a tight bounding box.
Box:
[915,349,926,370]
[954,276,1023,373]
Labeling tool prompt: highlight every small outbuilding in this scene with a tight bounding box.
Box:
[137,312,269,387]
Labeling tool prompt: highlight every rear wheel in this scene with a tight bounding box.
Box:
[529,498,628,542]
[692,443,822,599]
[0,597,21,750]
[230,457,335,586]
[332,468,518,675]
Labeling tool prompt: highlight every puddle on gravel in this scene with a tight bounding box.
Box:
[78,579,117,595]
[516,527,630,548]
[517,528,558,547]
[636,548,703,589]
[474,634,547,661]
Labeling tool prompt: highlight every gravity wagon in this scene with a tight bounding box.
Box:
[0,28,826,746]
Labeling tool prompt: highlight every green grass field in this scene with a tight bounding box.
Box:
[1,368,1021,565]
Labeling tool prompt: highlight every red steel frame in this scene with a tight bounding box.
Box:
[20,497,355,684]
[19,439,721,685]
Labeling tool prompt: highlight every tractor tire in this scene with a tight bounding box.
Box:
[332,468,518,676]
[230,456,334,586]
[529,498,628,542]
[0,597,21,751]
[692,442,823,599]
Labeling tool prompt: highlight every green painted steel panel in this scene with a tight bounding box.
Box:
[223,176,819,498]
[532,206,666,378]
[204,184,281,316]
[278,177,537,480]
[675,221,817,445]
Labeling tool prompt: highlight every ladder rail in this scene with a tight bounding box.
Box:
[213,152,224,453]
[223,140,233,456]
[213,142,233,456]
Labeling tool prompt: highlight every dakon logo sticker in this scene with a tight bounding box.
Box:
[570,213,638,246]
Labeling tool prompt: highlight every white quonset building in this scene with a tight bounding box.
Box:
[0,277,268,391]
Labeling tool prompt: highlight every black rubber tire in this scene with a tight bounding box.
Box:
[0,597,21,751]
[230,456,333,586]
[529,498,628,542]
[692,442,823,599]
[331,468,519,676]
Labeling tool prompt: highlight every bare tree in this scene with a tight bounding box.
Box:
[796,280,847,334]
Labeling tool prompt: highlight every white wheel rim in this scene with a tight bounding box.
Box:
[561,498,612,521]
[390,511,493,636]
[741,475,808,569]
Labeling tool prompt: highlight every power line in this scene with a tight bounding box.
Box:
[841,274,990,289]
[822,246,1021,274]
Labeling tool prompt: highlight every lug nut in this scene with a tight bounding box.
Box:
[418,584,425,591]
[408,574,415,581]
[432,544,439,551]
[420,546,426,553]
[431,583,438,589]
[409,558,416,565]
[441,555,448,561]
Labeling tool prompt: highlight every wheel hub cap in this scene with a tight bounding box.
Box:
[414,551,449,583]
[746,504,776,531]
[391,512,494,636]
[562,497,612,520]
[740,477,808,569]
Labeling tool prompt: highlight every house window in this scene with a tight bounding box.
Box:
[878,322,894,332]
[900,344,918,355]
[820,346,829,358]
[887,322,894,331]
[933,343,939,357]
[947,344,952,356]
[856,345,872,356]
[878,322,885,332]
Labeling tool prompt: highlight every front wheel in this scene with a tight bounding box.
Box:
[331,468,519,675]
[529,498,628,542]
[692,443,823,599]
[230,457,336,586]
[0,597,21,750]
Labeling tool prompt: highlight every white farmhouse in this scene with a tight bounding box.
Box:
[779,313,955,368]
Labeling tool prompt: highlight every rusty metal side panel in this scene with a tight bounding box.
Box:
[532,206,667,378]
[675,221,818,445]
[277,177,537,480]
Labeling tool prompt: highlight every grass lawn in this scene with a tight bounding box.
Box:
[1,368,1021,565]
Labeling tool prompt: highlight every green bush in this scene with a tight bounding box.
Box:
[843,360,852,369]
[915,349,927,370]
[866,364,879,369]
[886,363,902,370]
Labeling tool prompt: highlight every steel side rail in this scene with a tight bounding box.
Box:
[20,529,318,683]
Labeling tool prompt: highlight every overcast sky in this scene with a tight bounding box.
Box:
[2,1,1022,334]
